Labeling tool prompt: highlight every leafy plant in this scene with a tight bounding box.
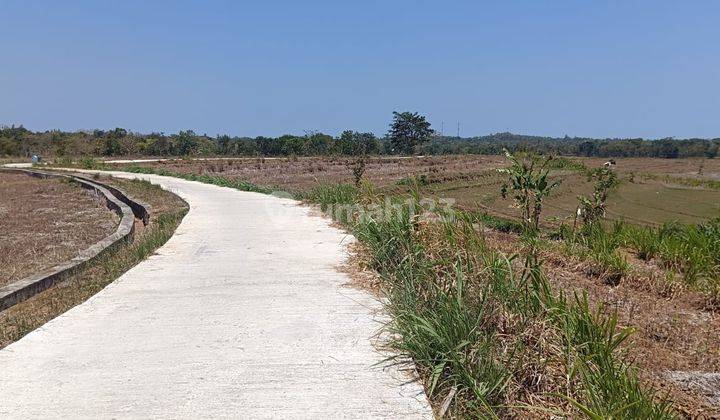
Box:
[575,167,618,229]
[499,149,561,237]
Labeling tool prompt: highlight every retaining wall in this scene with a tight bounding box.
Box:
[0,168,149,311]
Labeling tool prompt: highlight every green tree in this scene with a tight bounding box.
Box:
[306,132,334,155]
[216,135,232,155]
[337,131,380,155]
[174,130,200,156]
[387,111,433,155]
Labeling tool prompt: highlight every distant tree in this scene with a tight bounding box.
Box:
[256,136,282,156]
[337,131,381,155]
[578,141,597,157]
[174,130,200,156]
[0,137,17,155]
[278,135,306,156]
[216,135,232,155]
[306,132,334,155]
[146,136,173,156]
[657,139,680,159]
[108,127,128,139]
[707,141,719,159]
[103,136,122,155]
[387,111,432,155]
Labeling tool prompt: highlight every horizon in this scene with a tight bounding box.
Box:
[2,1,720,139]
[4,123,719,142]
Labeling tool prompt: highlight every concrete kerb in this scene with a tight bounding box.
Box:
[71,173,152,225]
[0,168,146,311]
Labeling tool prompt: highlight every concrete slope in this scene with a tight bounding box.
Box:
[0,171,432,419]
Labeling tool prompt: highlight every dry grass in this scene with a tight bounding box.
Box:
[0,176,187,348]
[108,155,507,192]
[113,156,720,227]
[0,172,118,287]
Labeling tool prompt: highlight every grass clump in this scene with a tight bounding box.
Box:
[614,219,720,304]
[547,156,588,172]
[559,223,629,285]
[473,211,524,234]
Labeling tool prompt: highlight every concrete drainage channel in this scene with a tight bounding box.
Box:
[0,168,149,311]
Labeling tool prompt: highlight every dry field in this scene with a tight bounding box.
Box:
[113,155,720,226]
[0,171,118,286]
[0,174,187,347]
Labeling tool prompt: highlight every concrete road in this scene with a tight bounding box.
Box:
[0,170,432,419]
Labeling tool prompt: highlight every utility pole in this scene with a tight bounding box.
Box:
[441,121,444,137]
[456,122,460,138]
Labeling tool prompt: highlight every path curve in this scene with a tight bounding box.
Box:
[0,169,431,418]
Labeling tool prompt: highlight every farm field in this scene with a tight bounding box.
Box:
[110,155,720,227]
[0,171,118,286]
[0,173,187,348]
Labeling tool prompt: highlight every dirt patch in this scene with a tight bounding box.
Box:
[0,172,118,287]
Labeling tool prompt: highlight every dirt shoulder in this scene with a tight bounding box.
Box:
[0,172,118,287]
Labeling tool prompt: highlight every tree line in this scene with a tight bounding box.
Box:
[2,112,719,159]
[422,132,720,159]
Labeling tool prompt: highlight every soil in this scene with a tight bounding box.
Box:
[0,172,118,287]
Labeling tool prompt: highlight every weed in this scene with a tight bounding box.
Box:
[351,157,366,187]
[397,174,429,187]
[575,167,618,229]
[546,156,588,172]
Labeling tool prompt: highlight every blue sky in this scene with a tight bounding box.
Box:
[2,1,719,138]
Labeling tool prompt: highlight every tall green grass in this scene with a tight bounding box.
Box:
[306,183,674,418]
[618,219,720,304]
[557,215,720,304]
[557,223,630,285]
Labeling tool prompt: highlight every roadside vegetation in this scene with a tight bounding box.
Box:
[301,175,674,417]
[0,177,187,348]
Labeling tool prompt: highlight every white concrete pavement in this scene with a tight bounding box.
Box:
[0,170,432,419]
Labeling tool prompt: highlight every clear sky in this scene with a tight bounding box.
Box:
[2,1,719,139]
